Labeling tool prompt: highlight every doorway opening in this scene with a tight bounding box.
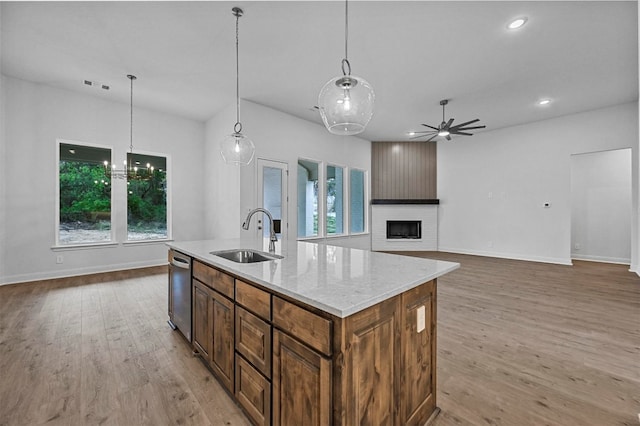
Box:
[570,148,632,264]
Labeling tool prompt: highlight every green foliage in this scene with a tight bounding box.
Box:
[127,170,167,231]
[59,161,111,224]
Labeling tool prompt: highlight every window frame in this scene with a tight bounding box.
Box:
[348,168,369,235]
[125,149,172,244]
[296,157,323,240]
[55,138,116,248]
[325,162,347,237]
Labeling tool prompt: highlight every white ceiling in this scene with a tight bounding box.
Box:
[1,1,638,142]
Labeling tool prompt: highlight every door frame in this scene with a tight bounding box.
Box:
[257,158,289,240]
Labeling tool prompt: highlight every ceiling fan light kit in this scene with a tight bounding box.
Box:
[412,99,486,142]
[220,6,255,166]
[317,0,374,136]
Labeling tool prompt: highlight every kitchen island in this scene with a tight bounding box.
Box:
[167,238,459,426]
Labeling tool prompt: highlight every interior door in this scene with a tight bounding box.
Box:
[257,159,288,240]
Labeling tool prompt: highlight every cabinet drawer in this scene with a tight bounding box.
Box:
[272,297,332,356]
[236,280,271,321]
[193,260,234,299]
[236,354,271,426]
[236,306,272,379]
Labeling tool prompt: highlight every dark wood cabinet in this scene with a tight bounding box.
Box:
[400,281,437,426]
[236,306,272,378]
[272,330,331,426]
[192,279,213,360]
[192,271,235,395]
[184,251,440,426]
[236,354,271,426]
[341,296,401,426]
[211,290,235,393]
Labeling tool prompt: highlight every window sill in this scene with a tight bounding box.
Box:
[123,239,173,246]
[52,242,119,251]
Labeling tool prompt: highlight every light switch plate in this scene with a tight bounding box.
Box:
[417,305,426,333]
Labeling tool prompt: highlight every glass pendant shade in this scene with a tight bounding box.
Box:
[318,74,374,136]
[220,131,255,165]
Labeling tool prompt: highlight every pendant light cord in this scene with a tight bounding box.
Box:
[341,0,351,76]
[234,9,242,134]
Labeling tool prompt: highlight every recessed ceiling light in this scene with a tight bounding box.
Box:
[507,17,528,30]
[537,99,551,106]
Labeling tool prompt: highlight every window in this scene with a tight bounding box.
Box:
[57,141,113,245]
[326,165,345,235]
[297,159,319,238]
[127,152,168,241]
[350,169,366,233]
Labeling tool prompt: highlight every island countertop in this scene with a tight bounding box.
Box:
[167,238,459,318]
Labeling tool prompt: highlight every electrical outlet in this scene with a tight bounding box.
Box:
[56,255,64,264]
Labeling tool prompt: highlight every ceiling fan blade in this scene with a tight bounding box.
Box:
[421,124,440,131]
[413,130,437,134]
[452,118,480,128]
[445,135,452,141]
[454,125,486,131]
[445,118,454,129]
[425,134,439,142]
[451,131,473,136]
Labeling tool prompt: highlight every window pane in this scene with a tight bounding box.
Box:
[297,160,319,238]
[127,153,168,240]
[350,169,365,233]
[58,143,112,244]
[327,165,344,235]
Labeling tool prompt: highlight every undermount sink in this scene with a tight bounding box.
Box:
[210,249,283,264]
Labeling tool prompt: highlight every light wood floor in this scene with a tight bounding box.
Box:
[0,256,638,426]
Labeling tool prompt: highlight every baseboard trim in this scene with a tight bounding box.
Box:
[438,247,573,266]
[570,254,630,265]
[0,259,167,286]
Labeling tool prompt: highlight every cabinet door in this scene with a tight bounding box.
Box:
[236,306,272,378]
[401,281,436,426]
[192,279,213,360]
[273,330,331,426]
[211,291,235,393]
[343,296,401,426]
[236,354,271,426]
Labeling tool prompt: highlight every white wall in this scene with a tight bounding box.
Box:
[204,100,371,249]
[438,102,638,265]
[571,149,632,263]
[1,75,205,285]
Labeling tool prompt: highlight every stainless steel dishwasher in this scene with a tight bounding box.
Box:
[168,249,192,342]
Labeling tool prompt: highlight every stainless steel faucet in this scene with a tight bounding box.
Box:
[242,208,278,253]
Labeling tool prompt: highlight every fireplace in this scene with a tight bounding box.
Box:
[372,205,437,251]
[387,220,422,239]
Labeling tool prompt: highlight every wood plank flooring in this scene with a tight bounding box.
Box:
[0,256,638,426]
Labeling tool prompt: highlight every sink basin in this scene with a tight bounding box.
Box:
[210,249,283,264]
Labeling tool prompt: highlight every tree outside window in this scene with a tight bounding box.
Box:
[127,153,168,241]
[58,142,113,244]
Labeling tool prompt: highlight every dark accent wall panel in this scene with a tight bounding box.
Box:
[371,142,437,200]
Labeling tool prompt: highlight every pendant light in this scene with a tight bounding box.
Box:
[220,7,255,166]
[104,74,154,180]
[317,0,374,136]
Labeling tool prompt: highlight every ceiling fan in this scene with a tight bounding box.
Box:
[412,99,486,141]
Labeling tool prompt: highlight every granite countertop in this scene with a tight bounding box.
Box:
[167,238,459,318]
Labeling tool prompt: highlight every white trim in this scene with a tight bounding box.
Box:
[52,242,118,251]
[571,254,631,265]
[438,246,573,266]
[123,239,173,246]
[56,138,116,246]
[0,259,167,286]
